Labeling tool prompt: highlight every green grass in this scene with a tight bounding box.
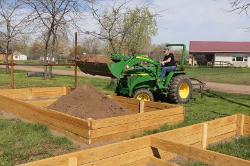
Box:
[0,117,76,166]
[186,67,250,85]
[0,69,113,94]
[144,92,250,135]
[208,136,250,160]
[0,69,250,164]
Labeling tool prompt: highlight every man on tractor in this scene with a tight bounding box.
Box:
[160,48,177,81]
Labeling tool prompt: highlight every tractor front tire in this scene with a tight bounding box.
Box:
[167,75,192,104]
[133,89,154,101]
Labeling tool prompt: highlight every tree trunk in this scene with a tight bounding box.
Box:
[4,42,10,73]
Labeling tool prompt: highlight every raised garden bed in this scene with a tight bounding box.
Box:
[0,87,184,144]
[23,114,250,166]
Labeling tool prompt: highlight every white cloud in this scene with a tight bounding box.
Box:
[150,0,250,46]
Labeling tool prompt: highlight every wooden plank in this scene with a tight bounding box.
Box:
[148,157,179,166]
[90,122,178,144]
[24,137,151,166]
[207,115,237,130]
[208,131,236,145]
[24,98,58,107]
[0,95,89,138]
[113,96,176,110]
[121,158,150,166]
[90,117,185,144]
[155,124,203,141]
[0,88,30,99]
[91,114,184,138]
[0,87,66,100]
[31,87,65,98]
[208,123,236,139]
[81,148,152,166]
[151,137,250,166]
[91,107,183,129]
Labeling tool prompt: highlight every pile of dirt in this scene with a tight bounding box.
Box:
[48,85,130,119]
[79,55,113,64]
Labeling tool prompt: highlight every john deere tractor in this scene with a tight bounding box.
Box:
[77,44,192,104]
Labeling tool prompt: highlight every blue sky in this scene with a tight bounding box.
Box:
[148,0,250,45]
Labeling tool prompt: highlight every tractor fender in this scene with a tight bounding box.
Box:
[164,71,186,87]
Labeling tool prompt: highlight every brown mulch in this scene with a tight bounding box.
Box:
[48,85,131,119]
[79,55,112,64]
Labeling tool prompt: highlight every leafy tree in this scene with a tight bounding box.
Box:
[122,8,157,55]
[86,1,157,55]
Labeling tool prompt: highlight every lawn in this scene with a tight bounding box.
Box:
[0,69,250,165]
[208,136,250,161]
[144,91,250,135]
[186,67,250,85]
[173,137,250,166]
[0,114,76,166]
[0,69,113,94]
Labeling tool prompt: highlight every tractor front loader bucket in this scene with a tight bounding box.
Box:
[76,61,114,78]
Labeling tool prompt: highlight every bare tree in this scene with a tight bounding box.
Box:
[0,0,32,73]
[25,0,82,79]
[230,0,250,14]
[85,0,127,53]
[82,36,102,54]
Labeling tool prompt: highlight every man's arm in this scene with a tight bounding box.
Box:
[161,57,171,65]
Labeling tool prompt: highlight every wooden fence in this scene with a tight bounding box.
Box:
[0,87,184,144]
[22,114,250,166]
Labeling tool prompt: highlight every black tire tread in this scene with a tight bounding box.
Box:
[167,75,192,104]
[133,89,154,101]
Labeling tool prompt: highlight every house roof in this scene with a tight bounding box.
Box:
[189,41,250,53]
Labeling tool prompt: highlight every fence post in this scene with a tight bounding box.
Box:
[74,32,78,89]
[68,157,77,166]
[10,53,15,89]
[202,123,208,149]
[236,114,244,137]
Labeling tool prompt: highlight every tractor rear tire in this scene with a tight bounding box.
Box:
[167,75,192,104]
[133,89,154,101]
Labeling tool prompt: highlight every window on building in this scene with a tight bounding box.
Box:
[232,57,236,61]
[236,56,244,61]
[244,57,248,62]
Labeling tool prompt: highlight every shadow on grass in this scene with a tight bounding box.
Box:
[204,91,250,108]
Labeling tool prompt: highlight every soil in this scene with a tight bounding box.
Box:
[48,85,131,119]
[79,55,112,64]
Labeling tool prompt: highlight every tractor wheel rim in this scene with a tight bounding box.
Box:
[136,93,151,101]
[179,82,190,99]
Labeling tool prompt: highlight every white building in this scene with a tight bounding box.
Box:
[189,41,250,67]
[13,52,28,61]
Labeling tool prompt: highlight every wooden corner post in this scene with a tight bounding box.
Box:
[88,118,93,144]
[139,100,145,113]
[68,157,78,166]
[236,114,244,137]
[202,123,208,149]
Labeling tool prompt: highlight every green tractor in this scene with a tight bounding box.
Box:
[77,44,192,104]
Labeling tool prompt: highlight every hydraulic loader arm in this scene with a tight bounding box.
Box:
[108,55,161,79]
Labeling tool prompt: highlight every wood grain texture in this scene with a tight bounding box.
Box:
[151,137,250,166]
[0,95,89,138]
